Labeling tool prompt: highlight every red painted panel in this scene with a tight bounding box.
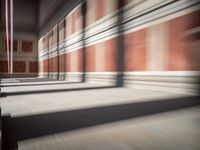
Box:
[13,40,18,52]
[22,40,33,52]
[0,61,8,72]
[29,61,38,73]
[13,61,26,72]
[0,61,26,73]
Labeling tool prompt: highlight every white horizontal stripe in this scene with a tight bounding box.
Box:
[124,71,200,76]
[39,71,200,76]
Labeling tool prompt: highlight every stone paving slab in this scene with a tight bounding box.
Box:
[1,78,200,150]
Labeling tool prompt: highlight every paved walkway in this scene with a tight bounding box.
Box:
[1,78,200,150]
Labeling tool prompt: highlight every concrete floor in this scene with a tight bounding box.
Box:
[1,78,200,150]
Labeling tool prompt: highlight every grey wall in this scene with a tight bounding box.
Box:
[1,0,82,37]
[39,0,58,26]
[1,0,38,35]
[38,0,81,38]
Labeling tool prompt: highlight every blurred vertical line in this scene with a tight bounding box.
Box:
[57,25,60,80]
[64,19,67,80]
[10,0,13,75]
[0,0,1,32]
[81,0,87,83]
[47,35,50,79]
[0,0,1,97]
[5,0,10,74]
[116,0,126,87]
[36,0,39,76]
[0,0,1,136]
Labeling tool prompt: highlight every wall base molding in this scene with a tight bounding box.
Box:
[38,71,200,94]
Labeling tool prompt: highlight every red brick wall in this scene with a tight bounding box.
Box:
[72,13,76,35]
[48,57,52,72]
[77,49,82,72]
[86,0,96,26]
[74,6,81,33]
[96,0,104,20]
[66,53,71,72]
[39,61,43,73]
[105,38,117,72]
[86,45,95,72]
[43,59,49,72]
[52,56,59,72]
[67,14,75,37]
[167,10,200,71]
[59,54,65,72]
[48,58,52,73]
[125,29,147,71]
